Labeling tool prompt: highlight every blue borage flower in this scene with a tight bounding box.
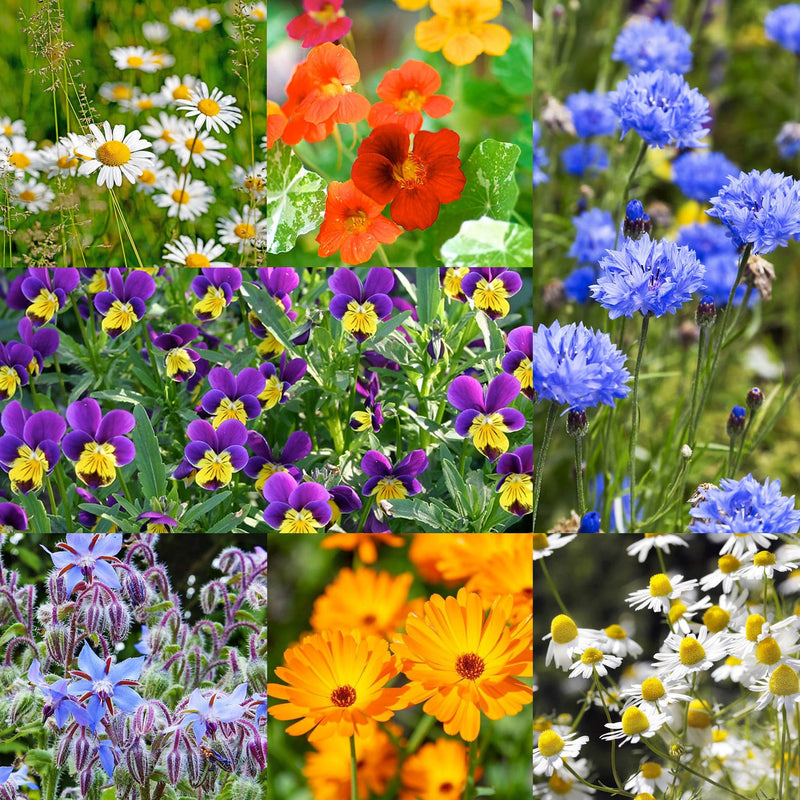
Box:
[190,267,243,321]
[0,400,65,493]
[328,266,394,342]
[42,532,124,594]
[591,234,706,318]
[707,169,800,254]
[495,444,532,516]
[533,320,631,410]
[502,326,532,400]
[612,18,693,74]
[69,642,145,717]
[182,419,248,490]
[258,351,307,409]
[560,142,609,177]
[361,449,428,501]
[244,429,312,492]
[176,683,249,743]
[200,365,265,428]
[461,267,523,320]
[5,266,80,326]
[262,472,332,532]
[93,268,157,338]
[765,4,800,54]
[689,474,800,533]
[567,207,616,266]
[609,70,711,149]
[0,501,27,532]
[153,323,202,382]
[565,90,617,138]
[672,150,738,202]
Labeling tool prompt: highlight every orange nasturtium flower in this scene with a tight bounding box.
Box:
[267,100,287,149]
[368,60,454,135]
[268,629,403,742]
[392,588,533,741]
[415,0,512,66]
[316,180,403,264]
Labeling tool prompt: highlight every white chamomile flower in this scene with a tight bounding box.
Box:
[533,729,590,777]
[230,162,266,199]
[76,122,154,189]
[533,759,594,799]
[626,572,698,613]
[779,566,800,595]
[120,90,168,114]
[162,236,231,269]
[749,663,800,711]
[170,7,196,29]
[684,697,715,748]
[666,593,712,635]
[586,623,643,659]
[177,81,242,134]
[0,135,41,177]
[99,82,134,104]
[543,613,591,671]
[187,7,221,32]
[141,112,182,154]
[699,552,744,593]
[110,45,160,73]
[711,654,747,684]
[143,21,170,43]
[150,52,175,70]
[652,626,730,680]
[170,126,226,168]
[601,706,669,745]
[715,532,778,559]
[160,74,198,105]
[736,548,798,582]
[243,2,266,21]
[626,534,689,563]
[135,156,172,195]
[11,178,54,213]
[216,204,265,252]
[624,761,673,795]
[730,612,797,660]
[533,533,577,560]
[0,117,25,137]
[619,674,692,716]
[568,647,622,679]
[37,133,85,178]
[153,172,213,220]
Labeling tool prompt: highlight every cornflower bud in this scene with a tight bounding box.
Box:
[681,444,692,460]
[746,386,764,412]
[566,407,588,439]
[578,511,601,532]
[623,199,651,240]
[726,405,746,438]
[695,294,716,327]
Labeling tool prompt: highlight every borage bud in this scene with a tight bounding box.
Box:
[167,742,184,785]
[45,623,69,664]
[746,387,764,412]
[108,599,131,643]
[566,407,588,439]
[48,572,69,604]
[623,199,651,240]
[126,737,151,784]
[726,406,746,438]
[74,730,91,770]
[578,511,601,533]
[246,659,268,694]
[80,767,94,798]
[56,726,75,767]
[230,776,264,800]
[248,736,267,773]
[125,571,148,606]
[82,598,107,634]
[695,294,716,327]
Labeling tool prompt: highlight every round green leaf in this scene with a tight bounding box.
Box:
[440,216,533,269]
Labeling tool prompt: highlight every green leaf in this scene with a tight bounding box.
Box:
[441,455,469,517]
[0,622,25,649]
[131,404,167,500]
[416,267,440,328]
[387,498,443,531]
[20,494,50,533]
[440,217,533,270]
[490,37,533,96]
[179,490,232,528]
[371,309,413,344]
[266,141,327,253]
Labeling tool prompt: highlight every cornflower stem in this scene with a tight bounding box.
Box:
[732,411,755,476]
[726,435,736,479]
[464,738,478,800]
[574,434,586,516]
[615,139,648,247]
[537,557,569,616]
[53,462,73,533]
[349,735,357,800]
[628,313,651,534]
[532,401,559,532]
[686,324,709,452]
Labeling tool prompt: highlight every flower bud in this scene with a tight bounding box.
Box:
[566,407,588,439]
[623,199,651,240]
[74,730,91,771]
[229,777,264,800]
[80,767,94,797]
[125,571,148,606]
[578,511,601,533]
[108,599,131,644]
[48,573,69,604]
[746,386,764,412]
[167,742,184,785]
[126,737,151,784]
[427,327,444,361]
[726,405,746,438]
[248,735,267,773]
[695,294,716,327]
[45,623,70,665]
[246,660,269,694]
[56,726,75,767]
[681,444,692,460]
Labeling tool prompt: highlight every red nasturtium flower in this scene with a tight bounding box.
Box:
[286,0,353,48]
[367,60,454,135]
[267,100,287,149]
[316,180,403,264]
[351,123,466,231]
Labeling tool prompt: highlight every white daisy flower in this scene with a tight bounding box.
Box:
[601,706,669,745]
[162,236,231,269]
[177,81,242,134]
[110,45,160,73]
[99,82,135,104]
[652,626,730,680]
[141,112,183,154]
[76,122,154,189]
[585,623,643,659]
[230,162,266,199]
[533,730,590,777]
[0,117,26,137]
[700,584,749,637]
[568,647,622,679]
[749,663,800,711]
[243,2,266,21]
[699,552,744,594]
[619,674,692,716]
[135,156,172,195]
[626,534,689,563]
[533,533,577,560]
[170,7,196,30]
[736,549,798,582]
[0,135,41,177]
[626,572,698,613]
[715,532,778,559]
[11,178,54,213]
[624,761,673,796]
[779,567,800,596]
[729,613,797,660]
[186,7,221,32]
[150,51,175,70]
[216,204,265,252]
[542,613,592,671]
[119,90,167,114]
[143,21,170,43]
[170,125,226,168]
[37,133,86,178]
[160,74,199,106]
[153,173,213,220]
[533,762,595,800]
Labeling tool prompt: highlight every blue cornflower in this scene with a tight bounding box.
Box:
[706,169,800,254]
[589,474,642,534]
[591,234,706,318]
[560,143,609,176]
[776,121,800,158]
[42,533,124,595]
[672,150,738,202]
[533,320,631,410]
[765,4,800,54]
[609,70,710,149]
[563,266,596,303]
[178,683,249,742]
[612,18,693,74]
[533,121,549,186]
[564,91,617,137]
[69,643,144,719]
[578,511,601,533]
[567,208,616,265]
[688,474,800,533]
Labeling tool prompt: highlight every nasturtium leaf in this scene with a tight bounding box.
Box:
[440,216,533,270]
[266,141,327,254]
[490,37,533,97]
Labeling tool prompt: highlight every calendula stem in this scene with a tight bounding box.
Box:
[349,734,357,800]
[464,738,478,800]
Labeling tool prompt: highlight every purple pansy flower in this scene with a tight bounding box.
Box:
[17,317,59,376]
[0,340,34,400]
[256,267,300,322]
[361,449,428,502]
[5,267,80,326]
[0,400,65,493]
[244,430,312,491]
[447,373,525,462]
[191,267,243,321]
[440,266,470,301]
[182,419,249,490]
[495,444,533,516]
[69,642,144,719]
[328,484,362,527]
[262,472,332,533]
[137,511,179,533]
[460,268,523,320]
[502,325,533,400]
[200,366,266,428]
[0,501,27,532]
[62,399,136,488]
[258,352,307,409]
[153,323,202,382]
[350,373,383,432]
[42,533,124,594]
[178,683,249,743]
[328,267,394,342]
[94,268,157,338]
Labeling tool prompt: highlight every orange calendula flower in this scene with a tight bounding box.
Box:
[268,629,404,742]
[392,588,533,742]
[368,60,454,135]
[415,0,512,66]
[321,532,405,564]
[267,100,287,149]
[316,180,403,265]
[400,738,476,800]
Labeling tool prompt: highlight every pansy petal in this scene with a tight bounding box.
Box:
[236,367,267,397]
[394,449,428,477]
[485,374,521,411]
[328,268,362,299]
[363,267,395,298]
[290,482,331,510]
[62,431,93,461]
[96,410,135,442]
[498,408,526,431]
[263,471,298,503]
[67,398,102,435]
[361,449,392,477]
[447,375,484,412]
[209,366,237,396]
[454,409,480,437]
[108,436,136,466]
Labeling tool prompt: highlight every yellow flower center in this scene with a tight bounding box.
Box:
[397,88,425,112]
[513,357,532,390]
[234,222,256,240]
[194,286,227,320]
[258,375,284,409]
[754,550,776,567]
[212,398,247,428]
[197,97,221,117]
[97,140,131,167]
[137,98,154,109]
[57,154,79,169]
[604,624,627,640]
[372,477,408,502]
[687,698,712,728]
[703,605,730,633]
[746,613,766,642]
[310,3,341,24]
[467,412,510,459]
[391,154,425,186]
[345,209,368,232]
[185,137,206,154]
[195,449,234,489]
[548,773,572,794]
[640,677,665,702]
[713,729,728,742]
[139,169,156,185]
[756,636,782,665]
[679,636,705,666]
[194,16,213,31]
[621,707,649,736]
[350,410,372,431]
[245,176,265,192]
[498,472,533,514]
[173,85,191,100]
[533,533,548,549]
[640,763,662,780]
[443,266,469,299]
[27,288,60,325]
[342,300,379,339]
[280,508,321,533]
[472,277,510,318]
[171,188,190,205]
[668,599,687,624]
[0,366,20,399]
[102,300,139,336]
[9,152,30,169]
[550,614,578,645]
[160,129,176,143]
[146,523,170,533]
[185,252,211,268]
[770,664,800,696]
[18,190,36,203]
[581,647,604,665]
[649,573,672,597]
[537,730,564,758]
[76,442,118,488]
[126,55,144,67]
[634,795,656,800]
[112,85,132,100]
[9,445,49,492]
[255,462,284,493]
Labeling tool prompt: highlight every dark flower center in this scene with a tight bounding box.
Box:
[330,684,357,707]
[455,652,485,681]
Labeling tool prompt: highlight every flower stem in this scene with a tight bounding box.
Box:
[349,734,358,800]
[574,434,586,516]
[53,462,73,533]
[464,738,478,800]
[628,313,650,534]
[532,401,559,531]
[537,557,569,615]
[615,139,648,247]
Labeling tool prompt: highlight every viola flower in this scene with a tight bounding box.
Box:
[244,430,312,492]
[0,341,33,401]
[415,0,511,65]
[183,419,249,490]
[177,683,249,742]
[268,630,402,741]
[286,0,352,47]
[350,377,383,432]
[175,81,242,134]
[447,373,525,462]
[6,266,80,326]
[62,400,136,489]
[75,121,154,188]
[263,472,333,533]
[495,444,533,516]
[191,267,243,321]
[440,266,470,301]
[74,487,120,530]
[368,60,453,135]
[351,124,465,230]
[16,318,57,378]
[361,449,428,502]
[0,401,65,493]
[42,533,124,594]
[152,323,202,382]
[200,366,265,428]
[502,325,533,400]
[257,352,307,409]
[0,501,27,532]
[392,588,533,742]
[94,268,156,338]
[328,484,363,527]
[328,266,395,342]
[461,267,522,320]
[316,180,403,265]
